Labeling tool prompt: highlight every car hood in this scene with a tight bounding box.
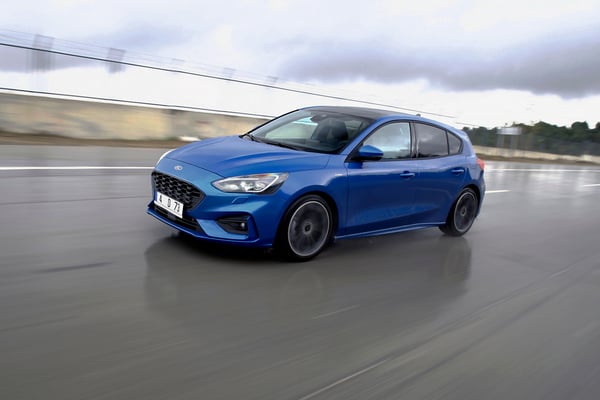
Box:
[166,136,330,176]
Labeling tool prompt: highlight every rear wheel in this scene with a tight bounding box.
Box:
[439,188,478,236]
[277,195,333,261]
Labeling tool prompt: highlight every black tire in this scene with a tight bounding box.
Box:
[439,188,478,236]
[277,195,333,261]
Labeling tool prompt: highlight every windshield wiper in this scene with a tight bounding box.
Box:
[243,134,304,151]
[262,139,304,151]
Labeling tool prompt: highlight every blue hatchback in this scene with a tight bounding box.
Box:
[148,106,485,260]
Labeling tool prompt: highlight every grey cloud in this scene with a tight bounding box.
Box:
[276,33,600,98]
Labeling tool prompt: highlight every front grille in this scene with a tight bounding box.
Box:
[152,171,205,210]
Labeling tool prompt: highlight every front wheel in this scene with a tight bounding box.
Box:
[277,195,333,261]
[439,188,479,236]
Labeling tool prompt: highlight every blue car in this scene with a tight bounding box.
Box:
[148,106,485,260]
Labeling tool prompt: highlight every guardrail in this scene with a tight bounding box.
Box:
[473,145,600,164]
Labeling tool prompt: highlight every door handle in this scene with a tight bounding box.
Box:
[451,168,465,175]
[399,171,415,179]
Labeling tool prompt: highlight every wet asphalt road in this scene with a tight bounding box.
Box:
[1,145,600,400]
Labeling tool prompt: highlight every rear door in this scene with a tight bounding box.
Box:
[411,122,467,223]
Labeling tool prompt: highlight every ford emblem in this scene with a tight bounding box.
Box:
[174,165,183,171]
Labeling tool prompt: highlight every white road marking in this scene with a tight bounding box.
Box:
[2,167,598,173]
[297,358,389,400]
[488,168,600,172]
[486,190,511,194]
[0,166,153,171]
[311,305,359,320]
[582,183,600,187]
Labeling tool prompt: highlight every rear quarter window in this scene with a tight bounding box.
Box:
[448,133,462,154]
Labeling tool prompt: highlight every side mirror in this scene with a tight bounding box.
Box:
[354,144,384,161]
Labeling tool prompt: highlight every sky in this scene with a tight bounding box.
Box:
[1,0,600,128]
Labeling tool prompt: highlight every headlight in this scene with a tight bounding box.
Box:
[156,149,174,165]
[212,173,288,193]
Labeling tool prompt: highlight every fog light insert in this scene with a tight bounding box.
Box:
[217,216,250,235]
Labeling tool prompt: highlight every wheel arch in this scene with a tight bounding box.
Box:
[464,183,482,213]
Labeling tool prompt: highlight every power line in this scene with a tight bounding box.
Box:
[0,87,275,119]
[0,40,456,119]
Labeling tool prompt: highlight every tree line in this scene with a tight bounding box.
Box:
[462,121,600,156]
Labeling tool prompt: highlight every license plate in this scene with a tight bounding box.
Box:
[154,191,183,219]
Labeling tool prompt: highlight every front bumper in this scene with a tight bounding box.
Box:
[147,204,266,245]
[147,159,288,247]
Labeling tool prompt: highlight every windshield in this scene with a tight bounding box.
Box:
[246,109,373,153]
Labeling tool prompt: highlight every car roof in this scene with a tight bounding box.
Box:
[301,105,467,139]
[301,105,413,120]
